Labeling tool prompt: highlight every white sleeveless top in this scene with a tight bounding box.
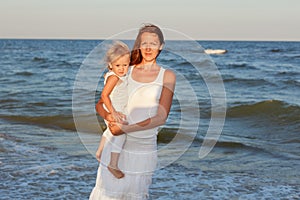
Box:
[103,71,128,113]
[125,66,165,139]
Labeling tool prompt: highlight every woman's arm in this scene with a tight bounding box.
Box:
[110,69,176,135]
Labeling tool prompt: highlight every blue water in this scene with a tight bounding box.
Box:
[0,39,299,199]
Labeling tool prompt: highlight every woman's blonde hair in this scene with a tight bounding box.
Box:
[105,41,130,69]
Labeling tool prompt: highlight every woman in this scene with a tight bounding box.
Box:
[90,24,176,200]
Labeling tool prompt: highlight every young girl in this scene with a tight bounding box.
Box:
[95,41,130,179]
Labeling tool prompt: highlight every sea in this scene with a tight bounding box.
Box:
[0,39,299,200]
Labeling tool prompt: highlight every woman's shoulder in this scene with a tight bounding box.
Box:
[163,68,176,80]
[158,67,176,86]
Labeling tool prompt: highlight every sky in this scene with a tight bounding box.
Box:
[0,0,299,41]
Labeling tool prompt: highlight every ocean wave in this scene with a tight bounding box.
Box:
[157,129,262,151]
[0,114,107,133]
[157,131,265,152]
[281,139,300,144]
[0,133,22,143]
[0,114,187,143]
[282,80,300,87]
[227,100,300,122]
[292,55,300,59]
[275,70,300,77]
[224,77,274,86]
[157,128,179,143]
[270,49,282,53]
[0,99,20,104]
[226,62,258,70]
[0,114,76,131]
[32,57,47,63]
[215,141,246,148]
[57,60,74,67]
[213,140,270,153]
[176,61,191,67]
[15,71,34,76]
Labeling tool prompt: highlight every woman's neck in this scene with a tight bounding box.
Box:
[137,60,158,71]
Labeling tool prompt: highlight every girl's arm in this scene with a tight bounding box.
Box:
[96,98,109,120]
[101,75,119,115]
[110,69,176,135]
[95,98,115,122]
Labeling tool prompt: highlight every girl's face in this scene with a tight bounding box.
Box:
[110,54,130,77]
[139,32,163,62]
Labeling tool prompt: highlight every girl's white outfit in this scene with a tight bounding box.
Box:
[89,66,166,200]
[102,71,127,153]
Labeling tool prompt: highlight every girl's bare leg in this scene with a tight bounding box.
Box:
[108,152,124,179]
[96,137,106,162]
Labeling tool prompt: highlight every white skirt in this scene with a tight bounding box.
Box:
[89,130,157,200]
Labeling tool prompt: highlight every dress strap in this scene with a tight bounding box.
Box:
[128,66,134,76]
[155,67,165,84]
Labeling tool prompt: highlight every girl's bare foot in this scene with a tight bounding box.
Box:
[108,165,124,179]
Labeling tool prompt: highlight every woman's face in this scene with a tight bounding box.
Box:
[139,32,163,62]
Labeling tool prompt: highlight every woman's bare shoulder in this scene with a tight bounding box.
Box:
[164,69,176,82]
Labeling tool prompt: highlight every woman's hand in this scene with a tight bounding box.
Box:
[106,113,115,122]
[111,111,127,124]
[109,122,126,136]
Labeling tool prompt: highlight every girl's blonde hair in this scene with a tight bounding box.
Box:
[105,41,130,70]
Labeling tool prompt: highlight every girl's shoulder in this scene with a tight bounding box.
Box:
[104,71,120,85]
[104,70,117,78]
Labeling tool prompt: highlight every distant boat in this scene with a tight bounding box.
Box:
[204,49,227,54]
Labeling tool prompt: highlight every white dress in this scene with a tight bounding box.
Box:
[89,67,165,200]
[102,71,127,153]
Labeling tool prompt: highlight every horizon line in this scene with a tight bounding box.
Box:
[0,37,299,42]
